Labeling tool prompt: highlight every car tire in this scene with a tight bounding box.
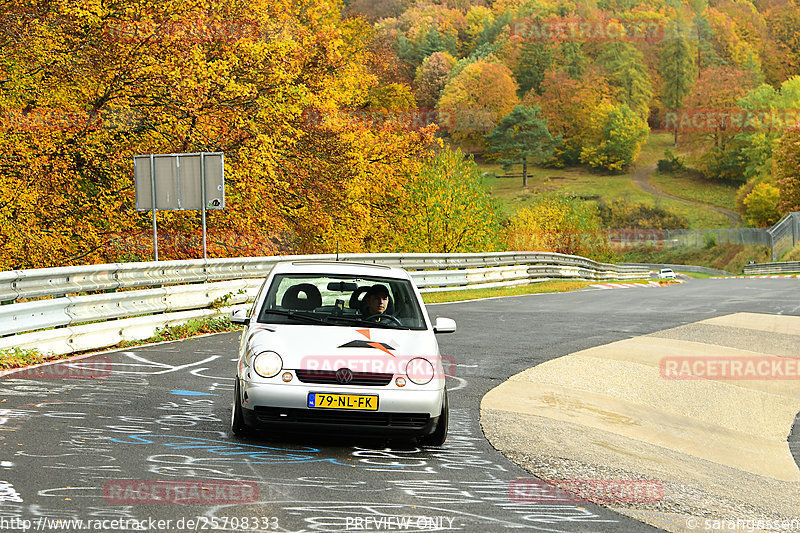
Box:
[420,390,448,446]
[230,379,250,436]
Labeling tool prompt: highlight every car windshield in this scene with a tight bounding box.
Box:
[257,273,427,330]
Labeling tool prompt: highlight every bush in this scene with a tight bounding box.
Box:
[506,195,613,261]
[742,182,781,227]
[597,199,689,229]
[656,149,686,173]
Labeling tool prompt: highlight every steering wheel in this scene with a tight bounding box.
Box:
[364,313,402,326]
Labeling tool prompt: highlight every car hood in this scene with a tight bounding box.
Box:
[245,324,441,370]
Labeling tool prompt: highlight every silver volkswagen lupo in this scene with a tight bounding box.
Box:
[230,261,455,445]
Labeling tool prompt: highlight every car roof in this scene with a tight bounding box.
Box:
[270,261,413,280]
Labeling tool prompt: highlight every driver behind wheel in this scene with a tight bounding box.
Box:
[363,284,390,318]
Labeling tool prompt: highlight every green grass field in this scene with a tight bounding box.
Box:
[421,280,601,303]
[477,133,733,229]
[650,170,739,210]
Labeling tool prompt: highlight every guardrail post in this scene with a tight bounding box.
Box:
[770,232,775,262]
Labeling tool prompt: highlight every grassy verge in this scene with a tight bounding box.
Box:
[421,278,655,304]
[780,245,800,262]
[676,271,718,279]
[116,316,239,347]
[0,347,54,370]
[650,170,738,210]
[617,244,770,274]
[478,133,730,228]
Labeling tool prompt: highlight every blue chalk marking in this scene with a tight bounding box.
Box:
[170,389,214,396]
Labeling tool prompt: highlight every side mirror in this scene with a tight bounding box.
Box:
[433,317,456,334]
[230,307,250,325]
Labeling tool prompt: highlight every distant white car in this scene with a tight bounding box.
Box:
[658,268,677,279]
[229,261,455,445]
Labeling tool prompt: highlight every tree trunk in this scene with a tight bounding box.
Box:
[522,158,528,188]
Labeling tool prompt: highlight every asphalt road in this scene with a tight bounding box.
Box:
[0,278,798,533]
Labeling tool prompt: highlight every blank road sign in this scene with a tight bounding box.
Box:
[134,153,224,211]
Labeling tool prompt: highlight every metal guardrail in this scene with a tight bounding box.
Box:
[0,252,649,357]
[743,261,800,275]
[768,212,800,261]
[621,263,730,276]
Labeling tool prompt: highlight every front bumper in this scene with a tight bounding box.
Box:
[239,379,444,436]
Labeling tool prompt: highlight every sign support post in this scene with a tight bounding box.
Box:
[149,154,158,261]
[200,152,207,260]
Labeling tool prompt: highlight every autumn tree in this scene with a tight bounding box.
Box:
[0,0,437,268]
[681,66,760,181]
[735,76,800,182]
[346,0,410,22]
[414,52,456,109]
[763,1,800,85]
[484,105,559,187]
[397,146,502,253]
[437,58,518,152]
[526,69,613,166]
[774,126,800,214]
[365,83,417,111]
[385,4,464,69]
[580,102,649,172]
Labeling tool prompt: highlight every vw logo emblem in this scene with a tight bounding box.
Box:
[335,368,353,384]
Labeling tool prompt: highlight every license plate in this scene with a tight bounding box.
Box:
[308,393,378,411]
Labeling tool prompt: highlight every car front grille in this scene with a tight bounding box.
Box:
[295,369,393,386]
[254,407,430,429]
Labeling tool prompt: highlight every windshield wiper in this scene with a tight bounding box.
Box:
[260,309,329,325]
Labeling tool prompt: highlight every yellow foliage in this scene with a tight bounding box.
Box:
[506,196,613,261]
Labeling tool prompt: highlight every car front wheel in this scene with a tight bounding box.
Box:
[420,390,448,446]
[230,379,249,436]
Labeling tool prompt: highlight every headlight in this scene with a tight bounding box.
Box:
[406,357,435,385]
[253,351,283,378]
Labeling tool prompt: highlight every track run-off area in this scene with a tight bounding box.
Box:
[0,277,798,533]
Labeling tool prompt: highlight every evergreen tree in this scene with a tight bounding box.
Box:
[484,105,560,187]
[599,42,653,119]
[556,42,588,80]
[659,34,697,144]
[515,42,554,96]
